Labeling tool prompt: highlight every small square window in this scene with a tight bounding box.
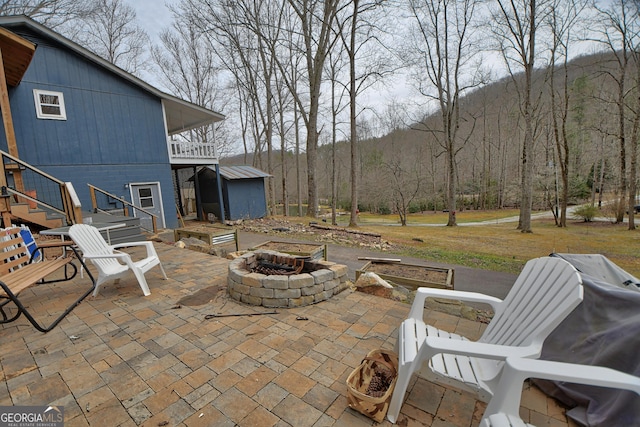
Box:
[33,89,67,120]
[138,188,154,208]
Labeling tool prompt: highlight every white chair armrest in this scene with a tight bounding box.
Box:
[83,252,130,260]
[505,358,640,394]
[481,357,640,426]
[424,337,540,360]
[408,287,503,319]
[110,241,154,250]
[110,241,157,256]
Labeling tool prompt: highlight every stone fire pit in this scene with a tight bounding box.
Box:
[228,250,349,308]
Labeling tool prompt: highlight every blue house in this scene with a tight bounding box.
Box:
[0,15,225,231]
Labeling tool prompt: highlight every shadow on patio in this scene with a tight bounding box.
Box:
[0,242,575,426]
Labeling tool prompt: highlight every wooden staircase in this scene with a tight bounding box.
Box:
[8,201,65,229]
[0,150,81,229]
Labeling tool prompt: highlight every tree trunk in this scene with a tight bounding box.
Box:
[617,77,627,223]
[280,120,289,217]
[628,71,640,230]
[295,103,302,216]
[520,115,534,233]
[306,111,319,218]
[446,145,457,226]
[348,0,359,228]
[331,74,338,226]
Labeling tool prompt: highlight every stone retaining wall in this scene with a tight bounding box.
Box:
[227,250,349,308]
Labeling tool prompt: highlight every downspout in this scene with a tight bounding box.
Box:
[194,166,202,221]
[175,169,184,217]
[215,164,226,222]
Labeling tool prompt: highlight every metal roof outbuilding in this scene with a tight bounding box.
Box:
[217,165,272,180]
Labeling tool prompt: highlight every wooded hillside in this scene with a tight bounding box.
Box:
[224,51,631,219]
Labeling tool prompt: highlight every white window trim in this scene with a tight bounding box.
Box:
[33,89,67,120]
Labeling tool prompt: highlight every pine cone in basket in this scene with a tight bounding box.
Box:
[365,364,394,397]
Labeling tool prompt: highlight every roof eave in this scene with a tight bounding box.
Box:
[0,15,225,128]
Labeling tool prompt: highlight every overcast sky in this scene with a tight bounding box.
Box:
[124,0,176,41]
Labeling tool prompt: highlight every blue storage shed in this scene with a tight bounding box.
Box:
[196,165,270,221]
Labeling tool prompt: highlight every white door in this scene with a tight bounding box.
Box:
[130,182,165,231]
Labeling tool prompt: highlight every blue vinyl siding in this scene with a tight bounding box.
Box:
[226,180,268,220]
[2,30,168,167]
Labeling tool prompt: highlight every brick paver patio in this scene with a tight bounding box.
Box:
[0,241,578,426]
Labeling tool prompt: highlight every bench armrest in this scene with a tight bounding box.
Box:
[31,240,79,262]
[35,240,74,249]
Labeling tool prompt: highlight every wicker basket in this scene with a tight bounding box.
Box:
[346,349,399,422]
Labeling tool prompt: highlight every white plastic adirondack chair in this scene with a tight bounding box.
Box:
[481,357,640,427]
[387,256,583,423]
[69,224,167,296]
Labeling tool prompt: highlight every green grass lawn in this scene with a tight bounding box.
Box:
[338,209,522,225]
[281,210,639,276]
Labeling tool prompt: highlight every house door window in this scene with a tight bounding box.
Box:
[138,188,154,208]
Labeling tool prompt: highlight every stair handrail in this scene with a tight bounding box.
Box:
[3,186,63,214]
[88,184,158,233]
[0,149,82,226]
[63,181,83,225]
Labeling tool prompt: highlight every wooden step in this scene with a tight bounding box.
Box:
[10,203,64,228]
[104,225,146,245]
[81,212,146,244]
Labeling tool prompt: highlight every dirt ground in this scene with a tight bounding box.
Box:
[237,217,396,251]
[363,262,449,284]
[250,241,324,254]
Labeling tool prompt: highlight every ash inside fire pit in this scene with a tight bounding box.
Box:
[252,256,305,275]
[228,250,349,307]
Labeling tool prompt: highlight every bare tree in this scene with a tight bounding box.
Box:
[491,0,549,233]
[592,0,640,225]
[627,61,639,230]
[256,1,286,216]
[384,148,422,226]
[406,0,484,226]
[325,47,348,224]
[284,30,306,216]
[150,15,231,156]
[284,0,342,218]
[546,0,588,227]
[179,0,296,215]
[0,0,90,28]
[3,1,149,75]
[74,0,149,74]
[335,0,389,227]
[625,1,640,230]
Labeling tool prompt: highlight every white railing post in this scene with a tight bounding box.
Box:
[167,138,218,164]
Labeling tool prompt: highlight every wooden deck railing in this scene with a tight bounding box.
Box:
[0,149,82,226]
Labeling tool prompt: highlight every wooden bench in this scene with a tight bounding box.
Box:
[0,227,95,332]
